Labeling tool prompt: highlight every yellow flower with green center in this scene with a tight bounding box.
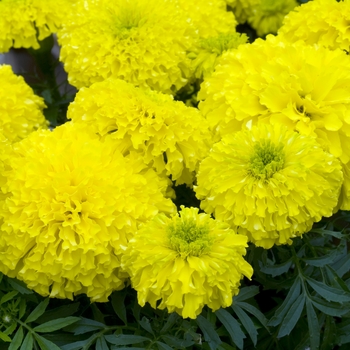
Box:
[279,0,350,52]
[0,122,176,302]
[0,0,73,52]
[198,35,350,209]
[121,207,253,319]
[68,78,213,186]
[0,65,48,142]
[226,0,259,24]
[247,0,298,37]
[195,124,343,249]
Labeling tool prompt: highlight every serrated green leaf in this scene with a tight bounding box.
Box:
[260,259,293,277]
[139,316,154,335]
[60,335,94,350]
[18,299,26,320]
[4,322,17,336]
[306,277,350,303]
[8,326,24,350]
[197,314,222,350]
[306,298,320,350]
[36,303,80,323]
[25,298,49,323]
[215,309,243,350]
[20,332,33,350]
[0,331,11,342]
[311,228,344,239]
[160,313,179,334]
[232,305,258,346]
[268,278,301,327]
[320,316,336,350]
[234,286,259,302]
[33,316,80,333]
[96,336,109,350]
[237,301,269,330]
[278,293,305,338]
[34,334,61,350]
[311,296,349,317]
[0,291,19,305]
[332,252,350,278]
[70,317,105,335]
[7,279,33,295]
[156,341,173,350]
[104,334,151,346]
[303,250,339,267]
[160,334,194,348]
[111,291,127,325]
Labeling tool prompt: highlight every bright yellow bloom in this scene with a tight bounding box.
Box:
[195,124,343,249]
[248,0,298,37]
[0,64,48,142]
[226,0,259,24]
[0,122,176,302]
[68,78,212,185]
[0,132,11,203]
[279,0,350,52]
[0,0,73,53]
[121,207,253,319]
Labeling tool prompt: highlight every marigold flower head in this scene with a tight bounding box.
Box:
[0,0,73,53]
[195,124,343,249]
[0,64,48,142]
[279,0,350,51]
[0,122,176,302]
[247,0,298,37]
[68,78,212,185]
[121,206,253,319]
[226,0,259,24]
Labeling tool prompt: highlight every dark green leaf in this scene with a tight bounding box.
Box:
[232,305,258,346]
[268,278,301,327]
[306,278,350,303]
[7,279,33,295]
[18,299,26,320]
[0,291,19,305]
[197,314,222,350]
[33,334,61,350]
[8,326,24,350]
[104,334,150,346]
[160,313,179,334]
[259,259,293,277]
[160,334,194,348]
[61,336,94,350]
[215,309,243,350]
[0,331,11,342]
[111,291,127,325]
[20,332,33,350]
[237,302,269,330]
[311,297,349,317]
[332,252,350,278]
[96,336,109,350]
[70,317,105,335]
[139,316,154,335]
[234,286,259,302]
[320,316,336,350]
[306,298,320,350]
[25,298,49,323]
[36,303,80,323]
[311,228,344,239]
[217,343,236,350]
[156,341,173,350]
[278,293,305,338]
[304,249,339,267]
[34,316,80,333]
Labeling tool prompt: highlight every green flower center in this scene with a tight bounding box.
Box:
[200,33,248,55]
[167,219,212,257]
[248,140,285,180]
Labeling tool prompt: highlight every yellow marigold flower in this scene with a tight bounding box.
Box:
[68,79,212,185]
[190,32,248,80]
[121,207,253,319]
[0,64,48,142]
[226,0,259,24]
[195,124,343,249]
[0,0,73,53]
[178,0,237,38]
[0,132,11,202]
[279,0,350,52]
[247,0,298,37]
[0,122,176,302]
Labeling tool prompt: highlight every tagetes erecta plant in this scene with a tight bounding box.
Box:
[279,0,350,51]
[0,0,73,53]
[68,78,213,185]
[195,123,343,249]
[0,122,175,302]
[121,206,253,319]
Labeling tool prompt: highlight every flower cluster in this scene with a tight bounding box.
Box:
[68,78,213,185]
[122,207,253,318]
[0,64,48,143]
[0,123,175,302]
[0,0,72,53]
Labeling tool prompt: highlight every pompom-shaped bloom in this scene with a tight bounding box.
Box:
[121,207,253,319]
[0,132,11,202]
[68,79,212,185]
[0,65,48,142]
[247,0,298,37]
[226,0,259,24]
[0,0,73,53]
[195,124,343,249]
[190,32,248,80]
[0,122,176,302]
[279,0,350,52]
